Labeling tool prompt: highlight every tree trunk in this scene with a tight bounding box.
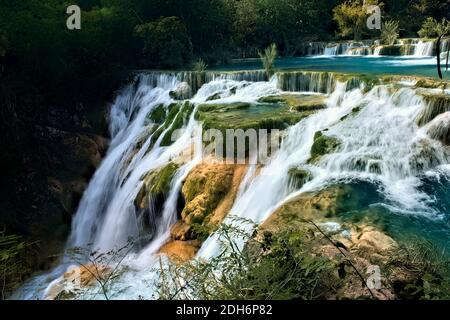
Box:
[437,35,443,79]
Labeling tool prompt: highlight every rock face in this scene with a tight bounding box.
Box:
[160,162,248,261]
[417,92,450,126]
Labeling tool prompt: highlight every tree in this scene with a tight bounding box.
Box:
[381,20,400,45]
[333,0,383,40]
[134,16,192,68]
[434,19,450,79]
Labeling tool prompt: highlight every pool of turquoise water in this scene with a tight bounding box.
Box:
[214,56,450,80]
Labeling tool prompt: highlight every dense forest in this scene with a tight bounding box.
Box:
[1,0,450,297]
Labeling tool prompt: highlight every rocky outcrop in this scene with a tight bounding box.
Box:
[169,82,192,100]
[160,162,248,261]
[45,264,111,300]
[309,131,341,163]
[258,186,401,300]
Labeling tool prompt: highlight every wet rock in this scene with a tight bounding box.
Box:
[159,240,201,263]
[46,264,111,300]
[309,131,341,163]
[258,94,327,112]
[426,111,450,145]
[169,82,192,100]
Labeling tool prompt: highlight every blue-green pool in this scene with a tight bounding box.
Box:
[214,56,450,79]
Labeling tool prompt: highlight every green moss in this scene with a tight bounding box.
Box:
[416,93,450,126]
[309,131,341,163]
[258,94,327,112]
[160,102,194,146]
[135,163,179,209]
[150,163,179,194]
[148,104,166,123]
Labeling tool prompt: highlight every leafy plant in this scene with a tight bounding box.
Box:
[0,232,30,299]
[192,59,208,73]
[259,43,277,78]
[386,238,450,300]
[381,20,400,45]
[64,240,135,300]
[418,17,441,38]
[154,217,337,300]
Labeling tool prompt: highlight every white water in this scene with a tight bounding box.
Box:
[319,39,437,57]
[198,81,450,259]
[414,40,435,57]
[16,70,450,299]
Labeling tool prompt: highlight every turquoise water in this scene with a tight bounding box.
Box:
[335,179,450,252]
[215,56,450,79]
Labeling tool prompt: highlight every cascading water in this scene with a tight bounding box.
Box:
[414,40,435,57]
[16,68,450,300]
[198,81,450,259]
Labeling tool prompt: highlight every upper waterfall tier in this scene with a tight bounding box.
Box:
[298,38,450,57]
[136,70,368,97]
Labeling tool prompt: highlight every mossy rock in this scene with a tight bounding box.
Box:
[181,164,234,225]
[309,131,341,163]
[416,92,450,126]
[261,185,360,232]
[148,104,166,123]
[160,101,194,146]
[288,167,312,189]
[206,92,222,101]
[258,94,327,112]
[377,45,402,56]
[134,163,179,209]
[196,101,310,133]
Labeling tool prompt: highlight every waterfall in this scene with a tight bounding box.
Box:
[414,40,435,56]
[199,83,450,259]
[17,69,450,300]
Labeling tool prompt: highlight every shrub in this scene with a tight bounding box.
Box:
[192,59,207,72]
[381,20,400,45]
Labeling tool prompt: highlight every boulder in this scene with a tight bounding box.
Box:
[169,82,192,100]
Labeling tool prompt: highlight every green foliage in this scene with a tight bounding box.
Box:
[333,0,382,40]
[418,17,441,38]
[64,240,135,300]
[258,43,277,78]
[418,17,450,38]
[155,218,336,300]
[381,20,400,45]
[134,17,192,68]
[387,239,450,300]
[148,104,166,124]
[192,59,207,73]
